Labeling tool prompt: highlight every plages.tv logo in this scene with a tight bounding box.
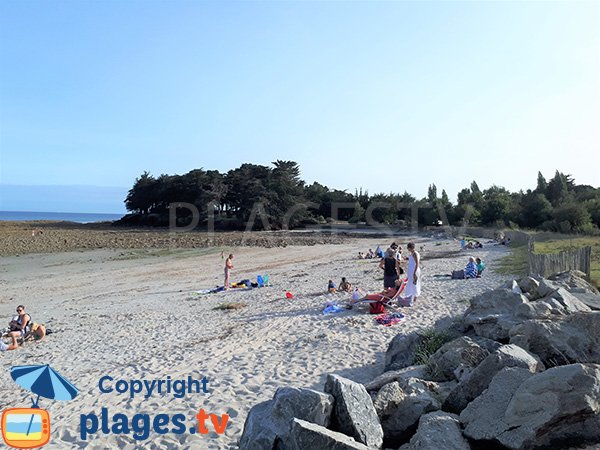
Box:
[1,364,78,449]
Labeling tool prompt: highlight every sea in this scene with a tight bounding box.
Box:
[0,211,124,223]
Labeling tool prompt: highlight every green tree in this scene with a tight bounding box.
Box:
[535,171,548,195]
[552,203,592,233]
[480,186,511,225]
[519,191,553,228]
[125,171,158,214]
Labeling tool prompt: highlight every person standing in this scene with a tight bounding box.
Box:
[404,243,421,305]
[379,248,401,288]
[224,254,234,290]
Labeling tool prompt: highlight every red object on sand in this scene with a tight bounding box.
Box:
[285,291,294,299]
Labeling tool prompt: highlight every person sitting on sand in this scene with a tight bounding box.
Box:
[328,280,337,293]
[465,257,478,279]
[474,241,483,249]
[476,257,485,277]
[1,335,18,352]
[8,305,31,342]
[366,249,375,259]
[375,246,384,259]
[339,277,352,292]
[358,252,364,259]
[465,241,474,250]
[27,323,47,341]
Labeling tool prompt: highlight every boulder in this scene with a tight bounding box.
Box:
[509,312,600,366]
[539,287,592,313]
[463,288,537,341]
[385,332,423,371]
[427,336,501,382]
[379,378,442,444]
[372,381,404,417]
[399,411,471,450]
[288,419,370,450]
[325,374,384,448]
[460,367,534,441]
[443,344,544,414]
[548,270,599,295]
[499,364,600,449]
[239,387,334,450]
[571,292,600,311]
[517,276,540,298]
[364,365,427,392]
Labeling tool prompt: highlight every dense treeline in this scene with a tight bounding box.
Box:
[121,161,600,234]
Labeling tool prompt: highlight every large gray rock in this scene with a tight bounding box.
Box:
[572,292,600,311]
[487,364,600,449]
[364,365,427,391]
[399,411,471,450]
[443,344,544,414]
[288,419,370,450]
[460,367,534,441]
[463,289,538,341]
[325,374,383,448]
[379,378,442,444]
[372,381,404,417]
[548,270,599,295]
[385,332,423,371]
[427,336,501,382]
[510,312,600,366]
[540,287,592,313]
[517,276,540,298]
[239,387,334,450]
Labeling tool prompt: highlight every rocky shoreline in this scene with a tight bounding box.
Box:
[0,221,348,256]
[239,270,600,450]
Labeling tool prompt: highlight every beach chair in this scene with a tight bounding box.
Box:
[351,279,407,312]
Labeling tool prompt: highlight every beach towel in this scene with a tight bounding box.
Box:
[323,304,346,314]
[375,312,405,326]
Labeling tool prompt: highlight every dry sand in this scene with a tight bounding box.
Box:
[0,232,514,449]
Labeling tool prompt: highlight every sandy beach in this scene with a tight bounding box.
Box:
[0,229,514,449]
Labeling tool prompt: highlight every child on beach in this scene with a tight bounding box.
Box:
[339,277,352,292]
[328,280,337,293]
[224,254,234,290]
[476,257,486,277]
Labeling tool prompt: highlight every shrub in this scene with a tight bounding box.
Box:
[413,328,454,365]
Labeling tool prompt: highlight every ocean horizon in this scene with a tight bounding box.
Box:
[0,211,124,223]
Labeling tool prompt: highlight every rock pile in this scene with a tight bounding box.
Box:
[239,271,600,449]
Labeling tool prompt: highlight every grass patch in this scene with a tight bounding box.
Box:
[413,328,454,366]
[495,244,529,277]
[213,302,247,311]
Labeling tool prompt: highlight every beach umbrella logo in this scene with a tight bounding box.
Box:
[2,364,78,449]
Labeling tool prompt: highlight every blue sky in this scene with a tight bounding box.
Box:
[1,1,599,213]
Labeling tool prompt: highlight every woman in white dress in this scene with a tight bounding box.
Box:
[404,242,421,305]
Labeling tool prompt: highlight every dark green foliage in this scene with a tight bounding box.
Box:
[413,328,454,366]
[122,166,599,233]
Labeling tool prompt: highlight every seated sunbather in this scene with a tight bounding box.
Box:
[339,277,352,292]
[328,280,337,293]
[8,305,31,342]
[464,257,478,279]
[352,279,404,304]
[476,257,485,277]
